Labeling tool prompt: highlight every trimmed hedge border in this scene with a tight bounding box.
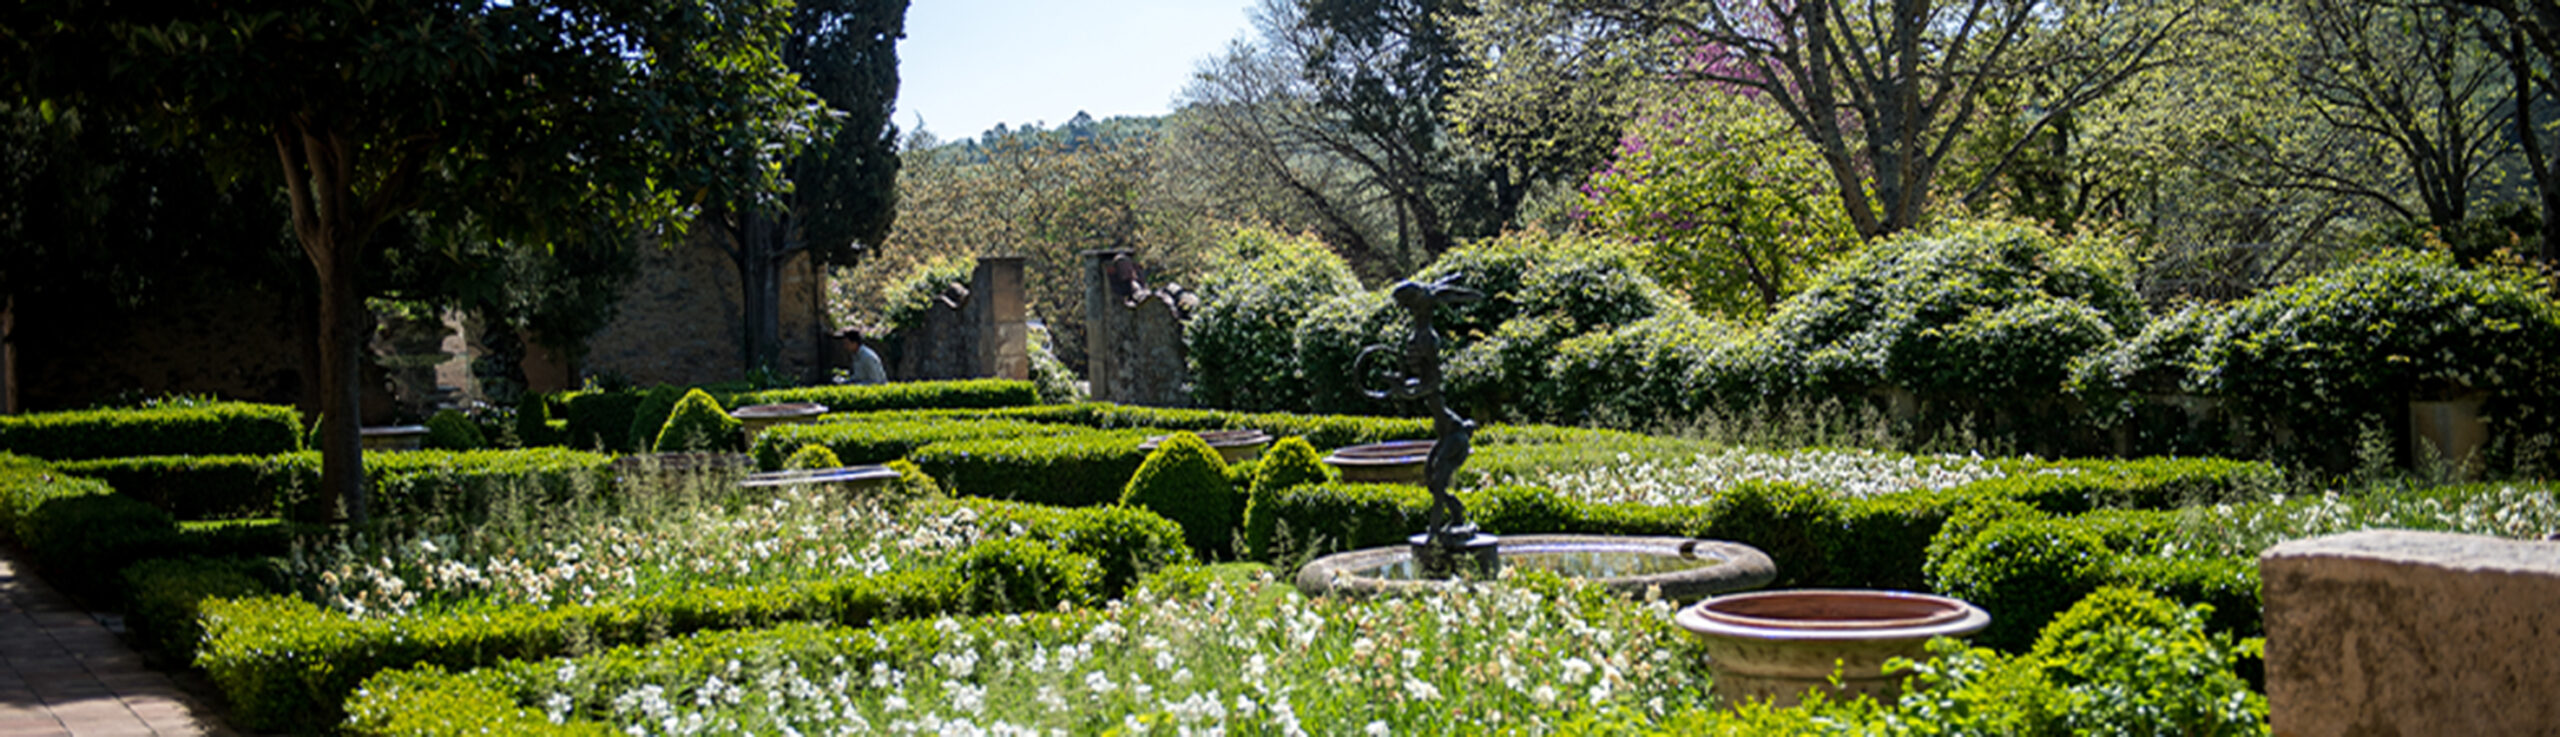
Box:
[728,379,1039,413]
[56,448,615,521]
[748,417,1078,471]
[0,402,302,461]
[909,429,1158,508]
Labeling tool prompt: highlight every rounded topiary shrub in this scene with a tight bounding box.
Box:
[1925,514,2113,651]
[422,410,486,450]
[1243,436,1331,562]
[1187,226,1362,413]
[626,385,687,451]
[652,388,743,453]
[1121,432,1240,561]
[783,444,843,470]
[512,393,558,447]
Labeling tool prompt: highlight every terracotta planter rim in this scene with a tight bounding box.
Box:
[1140,429,1273,451]
[1324,439,1435,465]
[1676,589,1989,642]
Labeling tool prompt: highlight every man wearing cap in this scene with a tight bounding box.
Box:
[836,328,887,385]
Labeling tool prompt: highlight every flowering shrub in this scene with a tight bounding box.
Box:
[1579,93,1860,320]
[1472,446,2009,506]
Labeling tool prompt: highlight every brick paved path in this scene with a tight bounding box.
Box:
[0,550,230,736]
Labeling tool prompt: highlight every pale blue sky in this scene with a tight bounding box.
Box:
[895,0,1260,142]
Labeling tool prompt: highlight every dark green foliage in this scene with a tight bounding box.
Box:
[121,557,276,663]
[1699,481,1847,587]
[1243,437,1333,561]
[1926,511,2115,650]
[956,537,1101,612]
[1120,432,1242,560]
[423,410,487,451]
[3,471,179,604]
[512,393,561,447]
[782,444,843,469]
[729,379,1039,413]
[1971,457,2286,514]
[56,454,282,520]
[625,385,686,452]
[1187,227,1364,412]
[908,430,1154,507]
[563,390,645,453]
[652,389,742,452]
[0,402,302,460]
[973,403,1434,450]
[2025,589,2267,733]
[2203,248,2560,469]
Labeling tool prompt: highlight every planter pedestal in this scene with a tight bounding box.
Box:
[1322,440,1433,485]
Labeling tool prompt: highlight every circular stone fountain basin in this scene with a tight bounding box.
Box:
[1294,535,1775,600]
[1140,429,1274,464]
[1321,440,1434,484]
[1673,589,1990,708]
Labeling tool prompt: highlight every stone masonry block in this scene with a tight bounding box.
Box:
[2260,529,2560,737]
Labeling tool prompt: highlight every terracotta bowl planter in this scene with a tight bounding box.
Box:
[1322,440,1433,485]
[1140,429,1273,464]
[1674,589,1989,708]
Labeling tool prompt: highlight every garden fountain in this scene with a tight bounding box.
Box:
[1294,275,1776,599]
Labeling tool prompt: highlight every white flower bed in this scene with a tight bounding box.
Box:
[548,573,1704,735]
[1478,446,2014,506]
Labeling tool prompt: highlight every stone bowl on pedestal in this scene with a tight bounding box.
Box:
[741,465,901,494]
[1673,589,1989,708]
[731,402,829,444]
[1141,429,1273,464]
[1322,440,1434,485]
[359,425,430,452]
[1295,534,1774,600]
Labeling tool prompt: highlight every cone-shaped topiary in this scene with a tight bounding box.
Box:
[784,443,843,470]
[513,394,558,447]
[422,410,486,450]
[627,385,686,451]
[652,388,743,452]
[1120,432,1240,561]
[1244,436,1330,562]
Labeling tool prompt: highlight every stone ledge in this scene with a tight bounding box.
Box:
[2260,529,2560,737]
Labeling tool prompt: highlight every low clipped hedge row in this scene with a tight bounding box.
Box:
[0,402,303,461]
[189,491,1188,732]
[748,417,1082,470]
[909,429,1159,508]
[0,459,292,604]
[551,381,1042,453]
[55,448,615,521]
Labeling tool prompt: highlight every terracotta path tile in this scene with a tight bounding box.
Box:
[0,549,233,736]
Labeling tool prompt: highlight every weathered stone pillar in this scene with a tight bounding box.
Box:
[2,295,15,414]
[1084,250,1189,406]
[2261,530,2560,736]
[975,256,1029,381]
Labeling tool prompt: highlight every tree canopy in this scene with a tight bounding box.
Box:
[4,0,823,522]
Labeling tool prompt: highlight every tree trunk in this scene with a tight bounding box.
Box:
[735,212,789,373]
[314,233,367,524]
[276,119,371,525]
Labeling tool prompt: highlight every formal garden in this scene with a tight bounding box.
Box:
[7,0,2560,733]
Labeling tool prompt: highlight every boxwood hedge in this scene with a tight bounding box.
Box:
[0,402,303,460]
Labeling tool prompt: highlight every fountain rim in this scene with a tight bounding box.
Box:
[1294,534,1776,600]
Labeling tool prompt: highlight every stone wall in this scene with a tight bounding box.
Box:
[580,227,827,387]
[1084,250,1189,407]
[2261,530,2560,736]
[886,257,1027,382]
[7,285,326,414]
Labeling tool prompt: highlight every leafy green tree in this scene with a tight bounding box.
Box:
[1456,0,2214,240]
[715,0,909,374]
[1578,93,1859,319]
[4,0,821,523]
[1175,0,1530,276]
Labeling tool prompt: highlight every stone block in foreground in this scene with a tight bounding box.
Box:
[2260,529,2560,737]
